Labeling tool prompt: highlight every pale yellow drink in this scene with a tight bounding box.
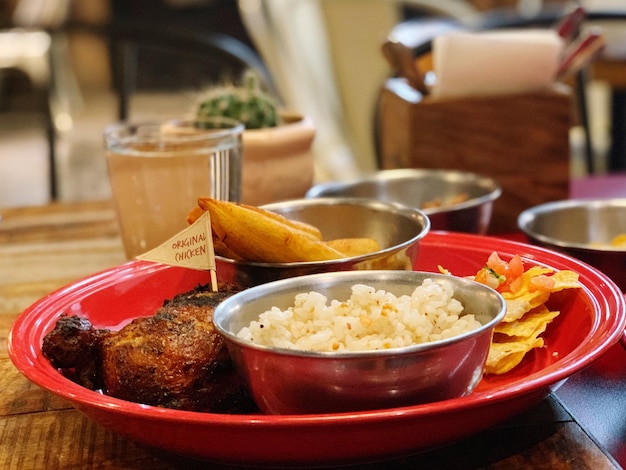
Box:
[105,118,243,259]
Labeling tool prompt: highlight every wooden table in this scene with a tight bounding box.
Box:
[1,199,625,469]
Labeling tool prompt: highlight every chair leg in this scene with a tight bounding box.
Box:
[575,69,595,175]
[43,43,57,201]
[44,80,57,200]
[113,39,137,121]
[609,89,626,173]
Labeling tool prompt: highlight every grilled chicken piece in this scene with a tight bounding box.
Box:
[42,284,257,414]
[41,314,108,390]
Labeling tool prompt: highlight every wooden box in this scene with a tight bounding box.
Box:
[377,79,575,233]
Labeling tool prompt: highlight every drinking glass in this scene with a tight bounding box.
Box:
[104,116,244,259]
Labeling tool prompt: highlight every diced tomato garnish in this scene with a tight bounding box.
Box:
[486,252,508,276]
[482,252,525,293]
[508,275,524,293]
[474,267,503,290]
[530,274,555,291]
[508,254,524,279]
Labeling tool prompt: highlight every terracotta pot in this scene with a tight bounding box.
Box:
[241,114,315,206]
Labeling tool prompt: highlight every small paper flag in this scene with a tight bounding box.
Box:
[136,211,218,290]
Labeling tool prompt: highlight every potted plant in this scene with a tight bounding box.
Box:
[195,71,315,206]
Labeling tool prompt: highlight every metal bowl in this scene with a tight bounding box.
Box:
[518,199,626,291]
[215,198,430,287]
[305,169,501,234]
[213,270,506,415]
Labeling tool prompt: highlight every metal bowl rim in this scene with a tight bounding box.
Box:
[518,198,626,252]
[305,169,502,214]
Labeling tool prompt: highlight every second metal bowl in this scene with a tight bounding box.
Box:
[518,198,626,291]
[215,197,430,287]
[306,169,501,234]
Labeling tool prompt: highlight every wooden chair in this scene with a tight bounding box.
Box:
[105,20,275,122]
[0,0,77,200]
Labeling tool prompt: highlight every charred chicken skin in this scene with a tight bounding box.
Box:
[42,284,257,414]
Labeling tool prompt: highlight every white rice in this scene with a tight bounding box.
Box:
[236,279,482,352]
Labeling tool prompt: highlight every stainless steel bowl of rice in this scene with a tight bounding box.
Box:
[213,270,506,415]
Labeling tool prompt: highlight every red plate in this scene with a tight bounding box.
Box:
[8,232,626,467]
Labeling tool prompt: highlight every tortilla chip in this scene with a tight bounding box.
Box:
[487,304,561,375]
[500,268,579,322]
[502,291,550,322]
[485,269,581,375]
[451,252,583,376]
[495,305,560,338]
[550,270,581,291]
[486,336,545,375]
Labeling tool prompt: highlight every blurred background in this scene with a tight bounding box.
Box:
[0,0,623,208]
